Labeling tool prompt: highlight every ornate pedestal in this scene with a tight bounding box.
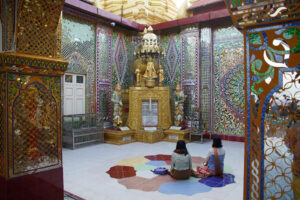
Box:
[135,130,164,143]
[163,129,190,143]
[127,87,172,130]
[104,129,136,145]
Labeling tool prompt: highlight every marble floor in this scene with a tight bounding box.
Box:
[63,140,244,200]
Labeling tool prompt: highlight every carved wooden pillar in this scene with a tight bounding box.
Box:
[0,1,67,199]
[224,1,300,200]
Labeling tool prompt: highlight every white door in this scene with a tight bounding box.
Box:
[64,74,85,115]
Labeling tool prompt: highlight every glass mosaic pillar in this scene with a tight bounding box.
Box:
[200,27,212,130]
[180,27,200,119]
[225,1,300,199]
[0,1,67,200]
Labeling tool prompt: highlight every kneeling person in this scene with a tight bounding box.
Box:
[170,140,193,179]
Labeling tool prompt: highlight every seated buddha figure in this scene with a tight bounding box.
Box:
[143,57,157,80]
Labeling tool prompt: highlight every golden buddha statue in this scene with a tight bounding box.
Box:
[143,57,157,80]
[135,68,141,86]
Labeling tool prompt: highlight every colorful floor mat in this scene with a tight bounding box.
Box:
[199,173,235,187]
[106,154,235,196]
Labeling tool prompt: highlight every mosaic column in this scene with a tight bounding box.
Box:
[0,1,67,200]
[180,27,200,118]
[225,1,300,199]
[96,25,113,120]
[199,28,212,130]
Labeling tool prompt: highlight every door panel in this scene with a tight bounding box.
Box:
[64,74,85,115]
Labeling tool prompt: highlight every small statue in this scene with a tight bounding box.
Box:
[174,83,184,126]
[158,65,164,86]
[135,68,141,86]
[143,57,157,80]
[111,83,123,127]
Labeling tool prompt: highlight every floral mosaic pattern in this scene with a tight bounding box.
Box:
[220,64,245,122]
[213,26,245,135]
[62,14,96,114]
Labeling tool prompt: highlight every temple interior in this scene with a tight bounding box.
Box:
[0,0,299,200]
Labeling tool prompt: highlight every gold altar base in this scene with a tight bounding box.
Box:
[127,87,171,130]
[104,129,136,145]
[135,130,164,143]
[163,129,191,143]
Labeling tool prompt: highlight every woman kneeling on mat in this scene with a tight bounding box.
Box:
[170,140,193,179]
[197,136,225,178]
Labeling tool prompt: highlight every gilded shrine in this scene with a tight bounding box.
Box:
[126,86,171,131]
[104,26,190,144]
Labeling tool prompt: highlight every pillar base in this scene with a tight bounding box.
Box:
[0,168,63,200]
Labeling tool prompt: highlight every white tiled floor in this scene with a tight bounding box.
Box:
[63,140,245,200]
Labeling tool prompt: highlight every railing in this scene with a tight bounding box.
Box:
[62,113,104,149]
[187,116,212,143]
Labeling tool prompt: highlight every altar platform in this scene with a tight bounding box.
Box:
[103,128,194,145]
[163,129,191,143]
[104,129,136,145]
[135,130,164,143]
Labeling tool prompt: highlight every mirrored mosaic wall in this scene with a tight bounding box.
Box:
[181,27,200,118]
[111,31,135,89]
[96,25,113,119]
[61,14,136,120]
[160,32,182,122]
[158,25,245,133]
[213,26,245,135]
[160,27,200,121]
[62,14,96,115]
[200,28,212,130]
[97,27,136,120]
